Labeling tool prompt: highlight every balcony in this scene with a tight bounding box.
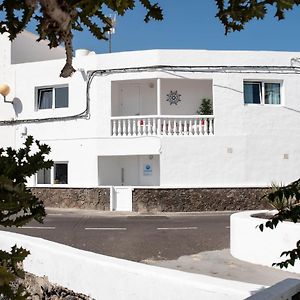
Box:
[111,115,214,137]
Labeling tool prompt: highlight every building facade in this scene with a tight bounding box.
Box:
[1,32,299,211]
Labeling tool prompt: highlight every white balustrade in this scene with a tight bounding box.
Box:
[111,115,214,137]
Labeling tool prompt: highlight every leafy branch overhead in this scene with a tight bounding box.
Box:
[215,0,300,34]
[0,0,163,78]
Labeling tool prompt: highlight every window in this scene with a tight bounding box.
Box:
[36,168,51,184]
[36,163,68,185]
[244,81,281,105]
[37,86,68,110]
[54,163,68,184]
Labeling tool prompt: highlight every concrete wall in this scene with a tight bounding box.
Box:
[231,211,300,274]
[0,231,265,300]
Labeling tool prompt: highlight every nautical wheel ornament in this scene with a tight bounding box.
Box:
[166,90,181,105]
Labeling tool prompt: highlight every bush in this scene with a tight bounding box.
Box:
[0,136,52,299]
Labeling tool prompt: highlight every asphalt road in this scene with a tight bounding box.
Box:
[1,209,232,262]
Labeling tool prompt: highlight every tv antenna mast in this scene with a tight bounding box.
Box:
[107,14,116,53]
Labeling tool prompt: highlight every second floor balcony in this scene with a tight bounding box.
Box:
[111,78,214,138]
[111,115,214,137]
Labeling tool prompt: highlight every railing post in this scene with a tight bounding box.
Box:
[117,120,122,136]
[132,120,137,136]
[153,118,157,135]
[123,119,127,136]
[112,120,116,136]
[127,119,132,136]
[183,120,188,135]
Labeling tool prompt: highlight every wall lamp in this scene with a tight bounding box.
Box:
[0,84,13,103]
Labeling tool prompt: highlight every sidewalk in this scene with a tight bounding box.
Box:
[143,249,300,286]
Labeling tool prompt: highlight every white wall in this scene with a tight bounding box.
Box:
[231,211,300,273]
[0,231,264,300]
[0,47,300,188]
[161,79,212,115]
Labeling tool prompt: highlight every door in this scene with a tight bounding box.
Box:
[120,85,140,116]
[112,187,133,211]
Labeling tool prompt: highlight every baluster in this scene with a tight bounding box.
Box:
[179,120,183,135]
[168,120,172,135]
[142,119,146,135]
[117,120,122,136]
[194,119,198,135]
[137,119,142,136]
[162,120,167,135]
[209,118,213,135]
[211,118,214,135]
[127,119,132,136]
[204,118,208,135]
[189,120,192,135]
[132,120,137,136]
[183,120,188,135]
[122,120,127,136]
[147,118,152,135]
[152,118,157,135]
[157,118,161,135]
[173,120,177,135]
[112,120,116,136]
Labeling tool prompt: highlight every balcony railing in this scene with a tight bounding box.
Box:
[111,115,214,137]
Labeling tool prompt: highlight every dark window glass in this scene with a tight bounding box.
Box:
[54,163,68,184]
[37,168,51,184]
[55,87,69,108]
[38,89,52,109]
[244,82,261,104]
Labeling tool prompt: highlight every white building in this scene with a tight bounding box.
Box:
[0,31,299,211]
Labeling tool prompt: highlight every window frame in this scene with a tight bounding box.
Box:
[35,85,69,110]
[243,80,282,106]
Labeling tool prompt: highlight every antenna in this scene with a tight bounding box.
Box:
[107,14,117,53]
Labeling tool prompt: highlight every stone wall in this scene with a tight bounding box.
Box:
[132,188,271,213]
[31,187,271,212]
[30,188,110,211]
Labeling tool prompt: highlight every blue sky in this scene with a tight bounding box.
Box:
[32,1,300,54]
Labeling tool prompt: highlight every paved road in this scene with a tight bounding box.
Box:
[1,208,232,262]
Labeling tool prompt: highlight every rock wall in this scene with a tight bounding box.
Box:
[30,188,110,211]
[31,187,271,212]
[132,188,271,212]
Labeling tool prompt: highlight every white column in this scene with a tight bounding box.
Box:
[157,78,161,135]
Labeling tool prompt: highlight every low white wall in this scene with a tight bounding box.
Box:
[231,211,300,273]
[0,231,263,300]
[246,279,300,300]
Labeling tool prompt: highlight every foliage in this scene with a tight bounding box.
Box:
[259,178,300,269]
[216,0,300,34]
[0,0,163,78]
[196,98,213,115]
[268,181,296,211]
[0,136,53,299]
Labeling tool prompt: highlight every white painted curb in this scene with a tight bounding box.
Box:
[0,231,263,300]
[231,210,300,273]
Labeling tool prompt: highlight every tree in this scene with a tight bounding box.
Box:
[215,0,300,34]
[0,137,53,299]
[0,0,163,78]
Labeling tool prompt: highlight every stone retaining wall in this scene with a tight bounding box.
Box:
[30,188,110,211]
[30,187,271,212]
[132,188,271,212]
